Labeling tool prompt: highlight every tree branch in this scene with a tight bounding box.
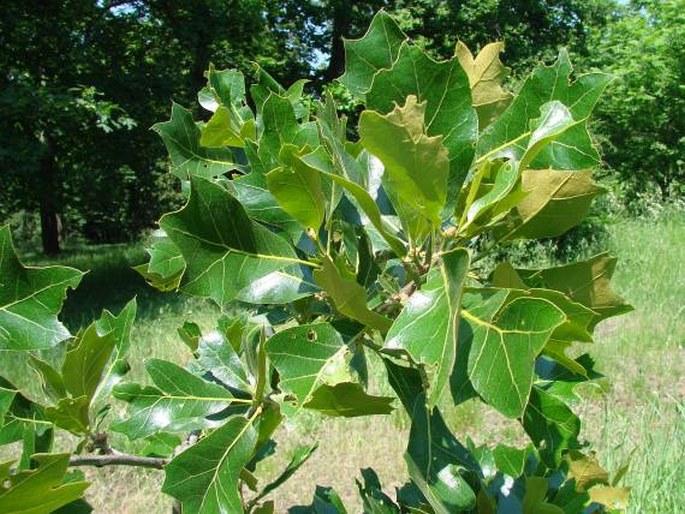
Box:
[69,453,168,470]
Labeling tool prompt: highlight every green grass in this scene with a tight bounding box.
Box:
[1,213,683,512]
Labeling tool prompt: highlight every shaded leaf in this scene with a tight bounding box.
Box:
[314,257,391,332]
[0,226,83,351]
[522,386,580,467]
[405,396,477,513]
[303,383,394,417]
[522,477,564,514]
[258,443,318,499]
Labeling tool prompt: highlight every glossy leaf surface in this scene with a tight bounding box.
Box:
[163,415,258,514]
[385,248,470,407]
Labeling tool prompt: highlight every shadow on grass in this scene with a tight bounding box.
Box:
[30,243,191,330]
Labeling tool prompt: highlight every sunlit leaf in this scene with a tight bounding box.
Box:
[0,226,83,351]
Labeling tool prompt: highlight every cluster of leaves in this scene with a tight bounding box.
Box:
[0,12,633,514]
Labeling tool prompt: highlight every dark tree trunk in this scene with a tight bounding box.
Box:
[39,136,61,255]
[324,1,353,82]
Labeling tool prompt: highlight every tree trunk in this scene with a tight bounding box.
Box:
[324,1,353,82]
[39,136,61,256]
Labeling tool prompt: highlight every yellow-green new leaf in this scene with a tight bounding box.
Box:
[360,96,449,243]
[511,253,633,327]
[0,226,83,351]
[496,169,606,241]
[455,41,512,127]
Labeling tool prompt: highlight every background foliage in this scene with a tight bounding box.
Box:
[2,0,682,253]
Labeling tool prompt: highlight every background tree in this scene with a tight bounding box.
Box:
[582,0,684,206]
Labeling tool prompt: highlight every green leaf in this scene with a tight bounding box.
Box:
[303,383,394,417]
[455,41,513,128]
[492,267,597,344]
[510,253,632,327]
[201,106,244,148]
[62,323,116,404]
[477,50,611,171]
[160,176,309,306]
[177,321,202,352]
[495,169,606,241]
[405,397,477,513]
[339,11,405,98]
[360,96,450,243]
[45,396,90,435]
[314,257,392,332]
[522,386,580,467]
[0,454,89,513]
[153,103,236,178]
[382,358,425,413]
[112,359,240,439]
[163,415,258,514]
[462,289,566,418]
[28,356,66,402]
[258,93,317,168]
[258,443,318,500]
[522,477,564,514]
[385,248,470,407]
[197,330,250,391]
[310,167,406,256]
[265,323,350,406]
[356,468,401,514]
[492,444,528,477]
[0,225,83,351]
[367,44,477,201]
[92,298,137,404]
[230,162,304,240]
[0,378,52,461]
[266,145,326,230]
[289,485,348,514]
[464,101,579,230]
[141,432,182,458]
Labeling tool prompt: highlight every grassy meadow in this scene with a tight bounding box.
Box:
[1,211,683,513]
